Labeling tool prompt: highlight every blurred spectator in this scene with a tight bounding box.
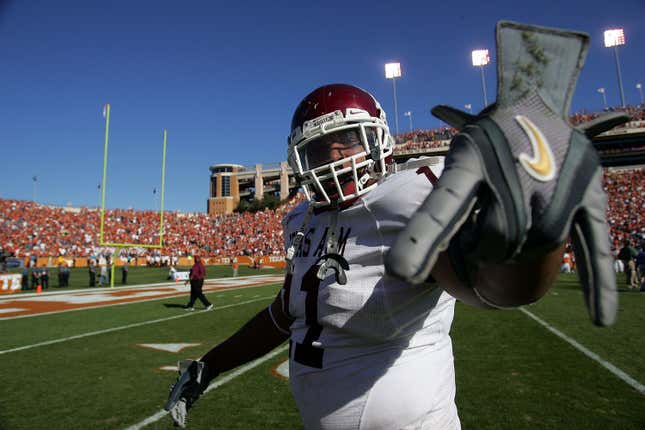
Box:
[122,257,129,285]
[41,267,49,289]
[98,255,108,286]
[560,251,572,273]
[0,247,9,272]
[60,264,70,287]
[232,257,239,277]
[636,242,645,292]
[618,240,639,289]
[88,258,96,287]
[21,267,29,290]
[31,269,40,290]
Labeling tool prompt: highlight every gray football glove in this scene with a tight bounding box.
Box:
[386,21,629,326]
[164,360,211,428]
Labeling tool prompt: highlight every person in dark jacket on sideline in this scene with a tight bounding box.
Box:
[184,256,212,311]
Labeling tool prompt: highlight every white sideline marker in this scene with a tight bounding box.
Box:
[521,308,645,395]
[125,344,289,430]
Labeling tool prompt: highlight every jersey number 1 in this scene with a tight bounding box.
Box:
[293,264,324,368]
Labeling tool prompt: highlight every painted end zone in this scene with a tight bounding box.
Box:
[0,275,284,320]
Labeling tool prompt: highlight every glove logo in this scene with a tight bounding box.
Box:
[515,115,556,182]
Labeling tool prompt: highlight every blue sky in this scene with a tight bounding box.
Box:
[0,0,643,212]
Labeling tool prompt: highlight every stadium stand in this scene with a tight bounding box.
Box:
[392,105,645,156]
[0,194,305,263]
[0,167,641,265]
[604,167,645,250]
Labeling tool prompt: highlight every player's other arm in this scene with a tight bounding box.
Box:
[200,293,291,379]
[164,291,292,427]
[431,244,565,309]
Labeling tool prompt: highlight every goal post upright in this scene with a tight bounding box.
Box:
[159,129,167,248]
[99,103,111,246]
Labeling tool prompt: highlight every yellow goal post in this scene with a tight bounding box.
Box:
[98,103,168,287]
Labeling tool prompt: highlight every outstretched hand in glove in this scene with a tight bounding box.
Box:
[386,21,629,326]
[165,360,215,428]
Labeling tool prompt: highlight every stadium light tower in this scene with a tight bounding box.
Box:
[597,87,608,110]
[403,111,413,132]
[636,83,643,105]
[385,62,401,136]
[472,49,490,107]
[604,28,627,107]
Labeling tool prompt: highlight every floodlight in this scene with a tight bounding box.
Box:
[471,49,490,67]
[603,28,627,107]
[604,29,625,48]
[472,49,490,106]
[384,62,402,135]
[384,62,401,79]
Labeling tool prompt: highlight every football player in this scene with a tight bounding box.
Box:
[166,22,626,429]
[166,81,566,428]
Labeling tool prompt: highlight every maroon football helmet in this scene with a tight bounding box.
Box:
[288,84,394,207]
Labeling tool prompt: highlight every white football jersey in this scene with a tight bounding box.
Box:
[280,159,456,377]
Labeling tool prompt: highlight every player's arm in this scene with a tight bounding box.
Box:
[164,287,293,428]
[200,293,291,377]
[431,245,564,309]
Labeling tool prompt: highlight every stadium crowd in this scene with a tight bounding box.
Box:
[0,167,641,263]
[604,168,645,250]
[569,104,645,127]
[0,194,304,261]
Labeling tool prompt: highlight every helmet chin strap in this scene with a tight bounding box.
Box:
[356,172,371,192]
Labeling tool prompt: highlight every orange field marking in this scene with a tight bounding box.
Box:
[0,275,284,320]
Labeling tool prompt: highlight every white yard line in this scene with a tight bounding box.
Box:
[520,307,645,395]
[125,344,290,430]
[0,296,273,355]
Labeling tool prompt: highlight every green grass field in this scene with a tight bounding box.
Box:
[0,272,643,429]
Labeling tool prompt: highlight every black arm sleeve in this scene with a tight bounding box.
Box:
[200,305,289,384]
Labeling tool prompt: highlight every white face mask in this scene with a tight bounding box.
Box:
[289,119,392,208]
